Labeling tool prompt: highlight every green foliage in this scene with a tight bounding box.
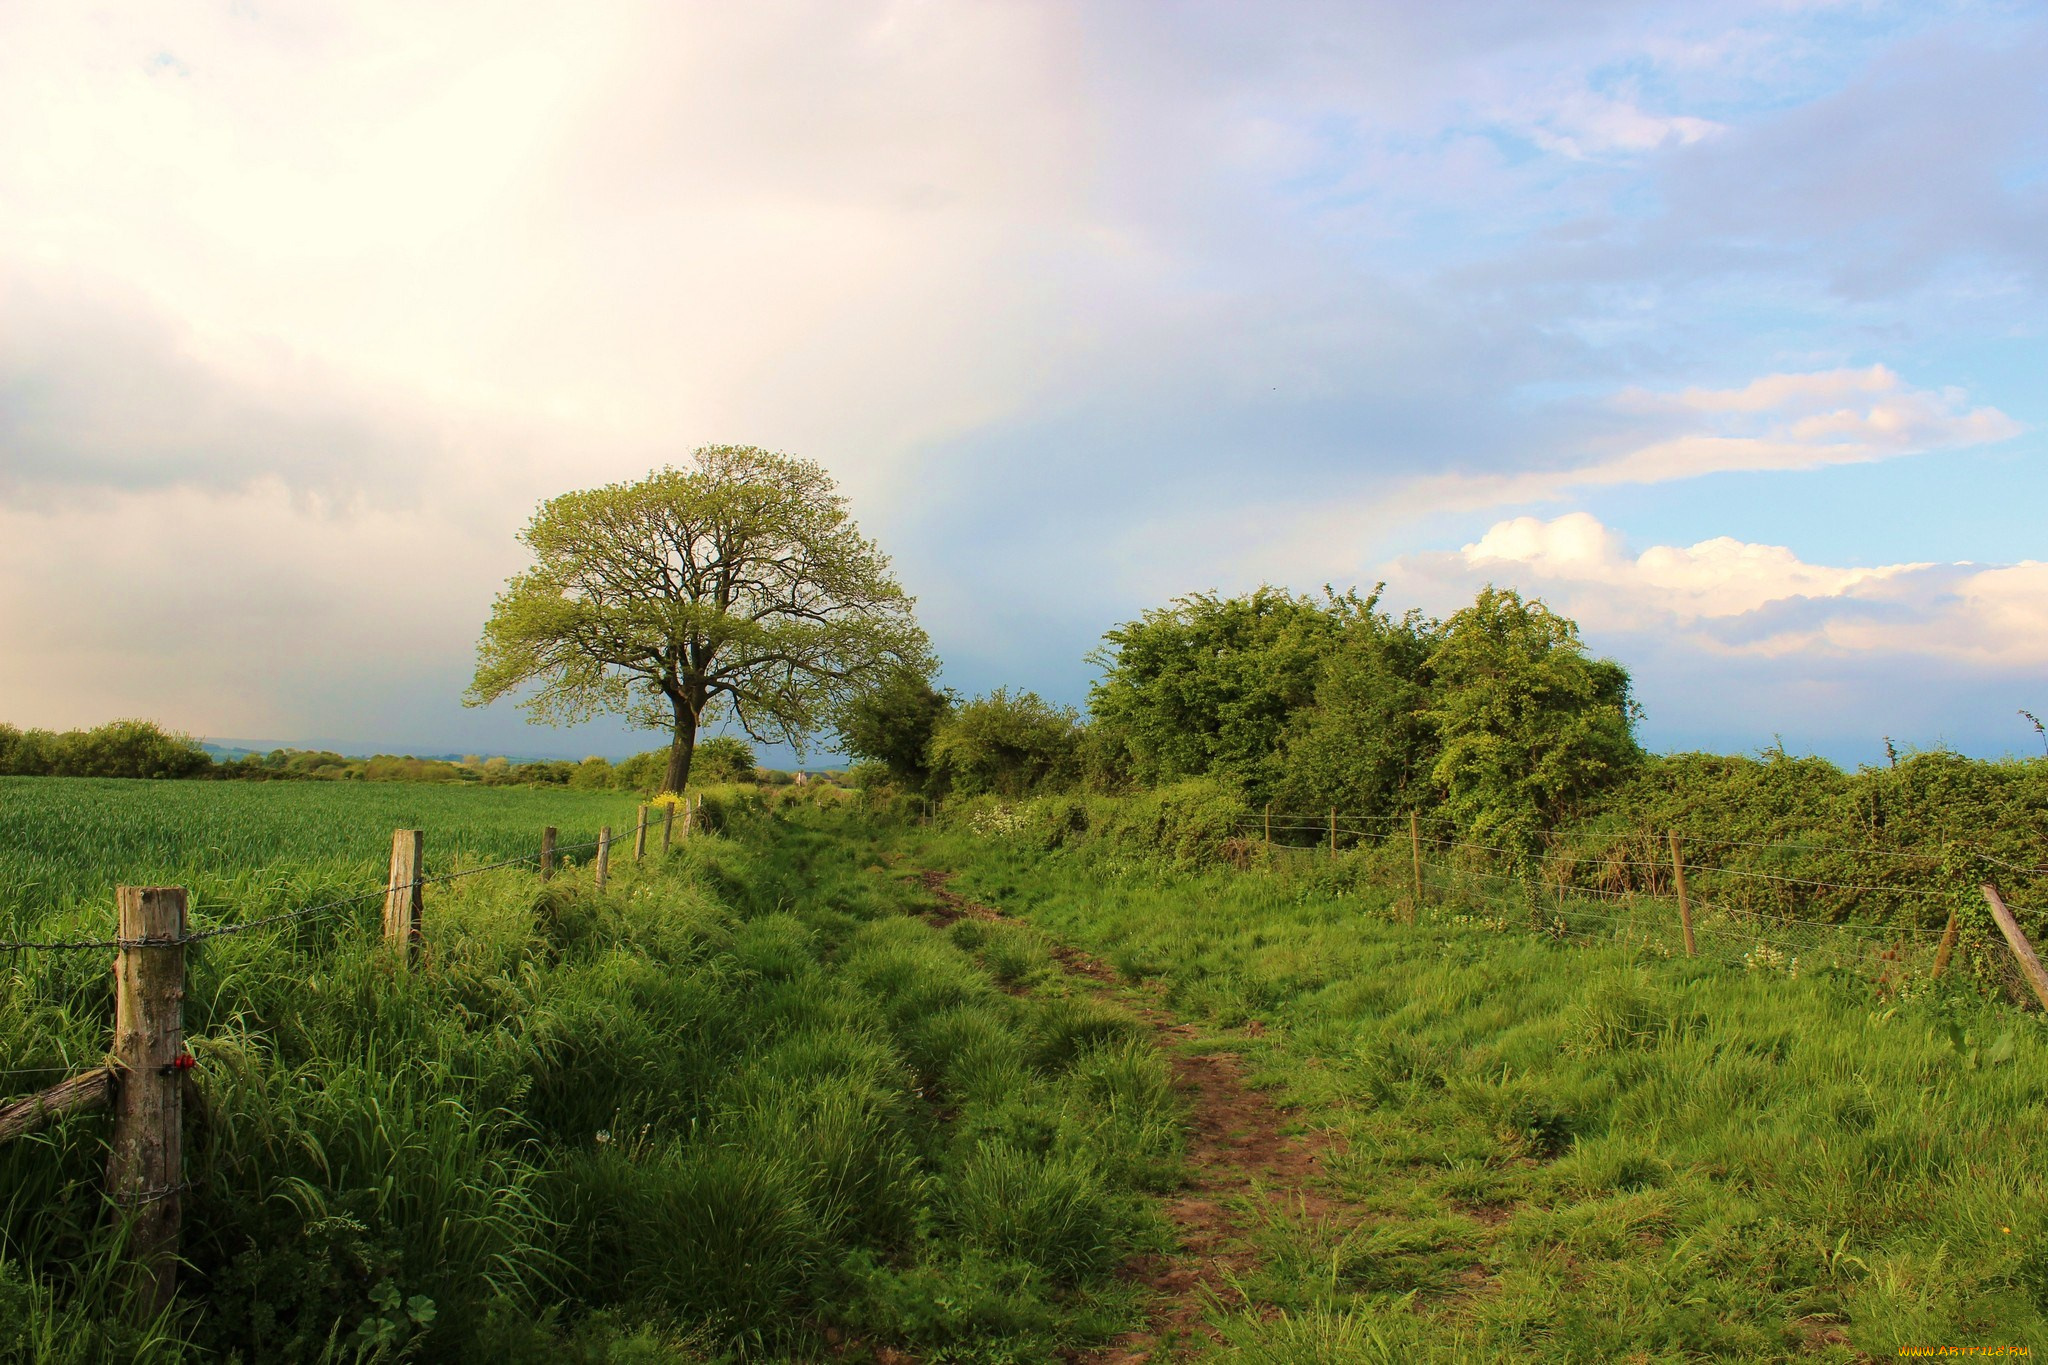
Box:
[568,756,616,790]
[834,667,952,790]
[1088,586,1375,792]
[1422,586,1641,854]
[1269,608,1438,817]
[0,719,209,780]
[466,446,930,792]
[690,736,756,785]
[610,749,667,792]
[928,689,1083,798]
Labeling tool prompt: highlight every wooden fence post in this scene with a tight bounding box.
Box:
[1410,812,1424,922]
[1328,806,1337,861]
[594,827,612,891]
[109,886,186,1319]
[662,803,676,853]
[1981,883,2048,1011]
[1932,905,1962,977]
[383,829,423,961]
[634,807,649,864]
[1263,803,1272,857]
[540,827,557,881]
[1667,831,1696,958]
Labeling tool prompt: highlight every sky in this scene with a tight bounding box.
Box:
[1,1,2044,766]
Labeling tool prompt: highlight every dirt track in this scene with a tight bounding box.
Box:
[915,869,1343,1361]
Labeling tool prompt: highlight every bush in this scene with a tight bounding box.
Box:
[0,719,210,780]
[928,689,1082,798]
[692,736,756,786]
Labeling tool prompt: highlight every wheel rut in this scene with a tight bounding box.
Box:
[913,868,1347,1362]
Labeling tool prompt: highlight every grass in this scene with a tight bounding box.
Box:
[0,776,648,938]
[1,778,1178,1361]
[888,806,2048,1360]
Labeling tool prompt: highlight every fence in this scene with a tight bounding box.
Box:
[0,795,705,1317]
[1231,807,2048,1014]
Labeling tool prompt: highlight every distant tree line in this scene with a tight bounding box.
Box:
[0,721,791,792]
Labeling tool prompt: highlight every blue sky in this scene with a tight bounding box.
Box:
[0,1,2042,766]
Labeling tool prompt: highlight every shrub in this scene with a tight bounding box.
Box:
[927,689,1083,798]
[693,736,756,785]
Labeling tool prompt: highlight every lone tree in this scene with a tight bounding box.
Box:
[466,446,930,792]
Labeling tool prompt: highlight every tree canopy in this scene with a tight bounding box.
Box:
[1087,586,1376,793]
[927,688,1083,798]
[834,666,953,791]
[1423,587,1642,854]
[466,446,929,791]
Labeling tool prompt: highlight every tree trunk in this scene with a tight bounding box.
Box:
[664,711,698,794]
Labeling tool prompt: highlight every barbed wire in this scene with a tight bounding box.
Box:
[1235,810,2045,869]
[0,835,613,955]
[1243,818,1986,902]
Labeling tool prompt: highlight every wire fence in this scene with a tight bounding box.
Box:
[0,837,606,957]
[1228,810,2044,1012]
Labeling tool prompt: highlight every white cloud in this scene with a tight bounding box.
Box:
[1394,510,2048,668]
[1521,90,1724,158]
[1380,365,2020,521]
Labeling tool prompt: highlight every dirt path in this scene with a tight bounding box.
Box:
[914,869,1346,1362]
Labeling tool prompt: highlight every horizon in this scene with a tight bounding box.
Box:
[3,3,2043,767]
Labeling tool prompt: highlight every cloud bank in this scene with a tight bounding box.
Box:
[0,2,2042,761]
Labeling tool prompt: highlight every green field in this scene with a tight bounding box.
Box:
[2,780,1177,1362]
[893,808,2048,1359]
[7,777,2045,1360]
[0,777,647,942]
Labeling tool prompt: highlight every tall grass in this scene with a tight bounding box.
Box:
[904,811,2048,1358]
[1,780,1177,1361]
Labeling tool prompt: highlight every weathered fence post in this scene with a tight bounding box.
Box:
[1667,831,1696,958]
[384,829,423,961]
[109,886,186,1318]
[1932,905,1962,977]
[1263,803,1272,857]
[1410,812,1424,922]
[1981,883,2048,1011]
[540,826,557,881]
[594,827,612,890]
[1328,806,1337,862]
[634,806,649,864]
[662,802,676,853]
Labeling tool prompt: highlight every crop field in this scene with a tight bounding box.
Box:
[0,776,647,941]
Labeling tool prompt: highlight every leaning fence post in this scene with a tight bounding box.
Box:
[1410,812,1424,922]
[634,806,649,864]
[662,802,676,853]
[384,829,423,960]
[1981,883,2048,1011]
[1667,831,1696,958]
[109,886,186,1318]
[594,827,612,890]
[540,827,557,881]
